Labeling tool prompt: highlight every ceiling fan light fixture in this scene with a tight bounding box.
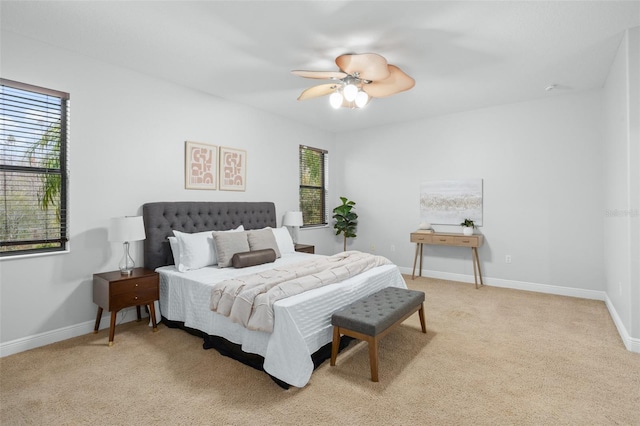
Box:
[293,52,414,109]
[355,90,369,108]
[329,91,343,109]
[343,83,358,102]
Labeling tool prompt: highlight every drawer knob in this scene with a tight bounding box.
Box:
[135,283,138,287]
[134,296,138,300]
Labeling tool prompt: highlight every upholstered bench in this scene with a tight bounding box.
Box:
[330,287,427,382]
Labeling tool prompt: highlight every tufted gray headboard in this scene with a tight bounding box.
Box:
[142,201,277,270]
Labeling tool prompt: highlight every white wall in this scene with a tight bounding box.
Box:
[333,91,605,295]
[0,32,337,349]
[603,27,640,349]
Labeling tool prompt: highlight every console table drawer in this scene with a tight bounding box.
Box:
[455,236,480,247]
[431,235,455,245]
[410,233,433,243]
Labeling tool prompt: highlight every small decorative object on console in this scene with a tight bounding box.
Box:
[416,222,434,234]
[460,218,476,236]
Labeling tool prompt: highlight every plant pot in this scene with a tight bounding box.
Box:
[462,226,473,236]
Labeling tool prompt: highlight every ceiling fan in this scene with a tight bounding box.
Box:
[291,53,415,109]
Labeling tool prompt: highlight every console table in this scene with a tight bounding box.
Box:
[410,232,484,288]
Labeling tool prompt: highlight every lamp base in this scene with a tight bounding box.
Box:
[119,241,135,275]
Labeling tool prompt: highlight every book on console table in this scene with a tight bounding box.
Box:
[415,229,434,234]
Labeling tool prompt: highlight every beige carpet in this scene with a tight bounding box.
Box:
[2,276,639,425]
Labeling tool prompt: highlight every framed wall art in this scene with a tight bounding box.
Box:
[219,146,246,191]
[185,141,217,190]
[420,179,483,226]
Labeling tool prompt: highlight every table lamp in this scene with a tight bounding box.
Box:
[283,211,303,244]
[108,216,146,275]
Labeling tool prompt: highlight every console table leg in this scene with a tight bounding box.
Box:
[472,247,483,288]
[418,244,423,277]
[412,243,419,280]
[474,247,484,286]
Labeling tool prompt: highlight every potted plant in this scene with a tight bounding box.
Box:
[333,197,358,251]
[460,218,476,236]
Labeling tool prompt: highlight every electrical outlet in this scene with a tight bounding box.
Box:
[370,244,376,253]
[505,255,512,264]
[390,244,396,252]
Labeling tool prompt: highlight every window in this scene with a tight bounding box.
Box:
[299,145,328,227]
[1,79,69,256]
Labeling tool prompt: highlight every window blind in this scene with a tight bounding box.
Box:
[1,79,69,256]
[299,145,328,227]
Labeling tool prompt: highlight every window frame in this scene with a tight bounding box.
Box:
[298,145,328,228]
[1,78,70,257]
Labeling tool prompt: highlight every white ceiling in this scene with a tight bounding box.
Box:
[2,1,639,133]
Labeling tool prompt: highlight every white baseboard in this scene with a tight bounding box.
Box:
[399,266,638,353]
[604,294,640,353]
[0,307,145,358]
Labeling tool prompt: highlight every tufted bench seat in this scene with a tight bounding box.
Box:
[330,287,427,382]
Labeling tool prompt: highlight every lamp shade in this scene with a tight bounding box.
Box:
[108,216,146,242]
[283,211,303,227]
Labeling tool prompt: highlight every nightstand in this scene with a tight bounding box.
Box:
[93,268,159,346]
[294,243,315,254]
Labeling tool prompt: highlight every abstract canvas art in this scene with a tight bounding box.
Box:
[219,146,246,191]
[185,141,217,190]
[420,179,483,225]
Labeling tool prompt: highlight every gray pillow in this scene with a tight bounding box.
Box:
[212,231,250,268]
[232,249,277,268]
[246,228,281,258]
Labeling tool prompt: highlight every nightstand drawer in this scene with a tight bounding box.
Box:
[110,276,157,296]
[111,287,158,310]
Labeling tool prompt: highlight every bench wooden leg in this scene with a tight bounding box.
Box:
[330,326,340,366]
[368,336,379,382]
[418,303,427,333]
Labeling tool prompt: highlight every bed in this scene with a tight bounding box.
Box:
[142,201,406,388]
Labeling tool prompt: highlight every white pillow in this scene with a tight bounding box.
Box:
[173,225,244,272]
[172,230,215,272]
[168,236,180,266]
[271,227,295,254]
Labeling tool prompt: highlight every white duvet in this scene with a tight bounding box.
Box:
[157,252,406,387]
[211,251,393,333]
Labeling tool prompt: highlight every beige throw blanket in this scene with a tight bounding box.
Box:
[210,251,392,333]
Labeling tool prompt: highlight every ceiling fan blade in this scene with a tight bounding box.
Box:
[297,83,339,101]
[335,53,390,81]
[291,70,347,80]
[362,65,415,98]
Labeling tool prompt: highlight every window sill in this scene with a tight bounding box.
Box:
[0,249,70,261]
